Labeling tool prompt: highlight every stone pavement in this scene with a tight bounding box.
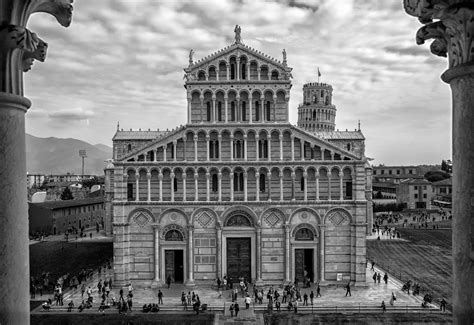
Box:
[37,263,432,316]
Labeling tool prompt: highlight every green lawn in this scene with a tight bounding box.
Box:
[30,241,113,290]
[367,228,452,310]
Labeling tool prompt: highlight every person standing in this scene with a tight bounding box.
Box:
[217,277,221,290]
[372,272,377,283]
[229,303,234,317]
[166,274,172,289]
[345,282,351,297]
[157,289,163,304]
[309,291,314,305]
[303,293,308,306]
[294,299,298,313]
[234,302,240,317]
[245,295,251,309]
[383,273,388,284]
[377,273,381,284]
[316,284,321,297]
[381,300,386,312]
[81,283,86,299]
[440,298,447,312]
[390,292,396,306]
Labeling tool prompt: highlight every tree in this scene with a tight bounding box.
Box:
[441,160,447,172]
[60,187,74,200]
[424,170,450,183]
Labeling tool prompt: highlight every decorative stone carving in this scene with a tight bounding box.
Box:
[234,25,242,44]
[404,0,474,68]
[196,210,213,228]
[132,211,151,228]
[325,208,350,226]
[264,212,281,228]
[225,212,253,227]
[161,224,186,241]
[292,223,317,240]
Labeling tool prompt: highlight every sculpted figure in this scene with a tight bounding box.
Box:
[234,25,241,44]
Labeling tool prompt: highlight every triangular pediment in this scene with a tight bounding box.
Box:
[185,43,292,76]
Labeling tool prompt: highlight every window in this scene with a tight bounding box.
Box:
[230,63,235,80]
[234,172,244,191]
[266,101,271,121]
[409,169,413,174]
[423,193,427,199]
[259,173,266,192]
[414,186,418,190]
[258,140,268,159]
[255,102,260,121]
[127,144,132,152]
[414,193,418,199]
[242,102,247,121]
[397,170,400,175]
[212,174,218,192]
[127,183,134,200]
[346,143,351,151]
[423,186,427,190]
[230,102,235,121]
[381,170,385,175]
[217,102,222,121]
[389,170,392,175]
[300,177,305,191]
[234,140,242,159]
[173,178,178,192]
[206,102,211,121]
[241,63,246,79]
[209,140,219,159]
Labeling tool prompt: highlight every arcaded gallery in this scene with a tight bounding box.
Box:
[105,29,373,288]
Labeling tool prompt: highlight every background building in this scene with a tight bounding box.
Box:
[105,29,372,288]
[396,179,434,209]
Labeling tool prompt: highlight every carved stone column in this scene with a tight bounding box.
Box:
[216,222,222,279]
[170,172,175,202]
[267,133,272,160]
[173,140,177,162]
[205,135,210,161]
[200,96,204,122]
[284,223,291,282]
[256,172,260,201]
[243,171,248,201]
[249,97,253,123]
[267,171,272,201]
[320,226,325,282]
[194,172,199,202]
[230,172,234,201]
[185,225,195,287]
[315,171,320,200]
[0,2,73,323]
[135,176,139,202]
[279,171,284,201]
[255,135,260,161]
[339,170,344,201]
[152,224,163,287]
[218,134,222,162]
[218,172,222,201]
[212,97,216,123]
[303,171,308,201]
[158,172,163,201]
[224,95,228,122]
[230,134,234,161]
[187,95,192,124]
[205,172,210,202]
[255,225,263,285]
[182,174,187,201]
[291,136,295,161]
[243,134,247,161]
[279,134,283,160]
[147,172,151,202]
[404,2,474,322]
[163,145,167,162]
[194,135,198,161]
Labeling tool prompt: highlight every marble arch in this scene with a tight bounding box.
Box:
[289,207,321,225]
[291,222,318,239]
[222,205,258,226]
[159,208,189,225]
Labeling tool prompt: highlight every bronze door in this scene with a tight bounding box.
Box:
[295,249,305,283]
[165,250,184,283]
[226,238,251,282]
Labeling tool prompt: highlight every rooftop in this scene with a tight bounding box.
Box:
[311,130,365,140]
[113,130,167,141]
[432,178,452,186]
[29,197,104,210]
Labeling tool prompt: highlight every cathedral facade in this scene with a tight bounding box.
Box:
[105,28,372,288]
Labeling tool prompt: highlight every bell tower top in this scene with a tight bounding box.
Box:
[297,82,336,132]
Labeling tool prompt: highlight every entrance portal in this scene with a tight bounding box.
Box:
[226,238,251,283]
[165,250,184,283]
[294,249,314,284]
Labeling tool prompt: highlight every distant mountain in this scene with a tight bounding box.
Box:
[26,134,113,175]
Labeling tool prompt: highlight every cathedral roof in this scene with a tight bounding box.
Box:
[311,130,365,140]
[185,42,291,72]
[113,130,167,141]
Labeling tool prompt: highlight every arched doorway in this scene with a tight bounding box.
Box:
[292,224,318,286]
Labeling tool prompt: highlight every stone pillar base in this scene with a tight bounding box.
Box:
[185,280,196,288]
[151,280,163,288]
[255,279,264,287]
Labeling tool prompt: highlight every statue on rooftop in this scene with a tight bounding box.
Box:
[188,49,194,66]
[234,25,242,44]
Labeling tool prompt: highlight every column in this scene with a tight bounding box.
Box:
[230,172,234,201]
[152,225,162,286]
[279,134,283,160]
[218,135,222,162]
[300,140,305,160]
[216,224,222,279]
[320,227,325,281]
[173,141,177,162]
[224,96,228,122]
[194,135,198,161]
[163,145,167,162]
[247,63,251,82]
[255,135,260,161]
[226,63,230,80]
[236,58,240,80]
[330,152,335,160]
[158,172,163,201]
[303,172,308,201]
[285,97,290,122]
[320,148,325,160]
[206,135,210,161]
[182,174,187,201]
[291,172,296,201]
[273,95,277,122]
[230,135,234,161]
[187,96,191,124]
[257,65,261,80]
[243,134,247,161]
[403,6,474,321]
[155,149,158,162]
[135,176,139,202]
[218,172,222,201]
[267,134,272,160]
[267,172,272,201]
[186,225,195,287]
[205,172,210,201]
[243,171,248,201]
[236,97,240,122]
[200,96,204,122]
[249,97,253,123]
[170,172,175,202]
[147,172,151,202]
[339,170,344,200]
[279,171,284,201]
[328,176,332,200]
[284,224,291,281]
[212,97,216,123]
[291,136,295,161]
[256,172,260,201]
[315,171,320,200]
[261,97,265,122]
[255,226,263,284]
[194,173,199,202]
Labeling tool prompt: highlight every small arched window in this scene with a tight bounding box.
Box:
[206,102,211,122]
[300,177,305,191]
[259,173,266,192]
[266,101,271,121]
[173,177,178,192]
[127,144,132,152]
[212,174,218,192]
[346,143,351,151]
[218,102,222,121]
[231,102,236,121]
[242,102,247,121]
[255,101,260,121]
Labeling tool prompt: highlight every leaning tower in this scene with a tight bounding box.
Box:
[297,82,336,132]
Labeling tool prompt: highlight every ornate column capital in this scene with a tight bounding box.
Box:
[404,0,474,70]
[146,172,151,179]
[187,224,194,231]
[151,224,161,230]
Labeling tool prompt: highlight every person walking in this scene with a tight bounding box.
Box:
[217,277,221,290]
[309,291,314,305]
[440,298,447,312]
[166,274,172,289]
[390,292,396,306]
[303,293,308,306]
[234,302,240,317]
[383,273,388,284]
[245,295,252,309]
[381,300,386,313]
[294,300,298,313]
[157,289,163,304]
[345,282,351,297]
[377,273,381,284]
[229,303,234,317]
[372,272,377,283]
[316,283,321,297]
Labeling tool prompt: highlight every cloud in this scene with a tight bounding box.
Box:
[48,107,95,121]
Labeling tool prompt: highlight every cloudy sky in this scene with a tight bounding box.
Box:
[25,0,451,165]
